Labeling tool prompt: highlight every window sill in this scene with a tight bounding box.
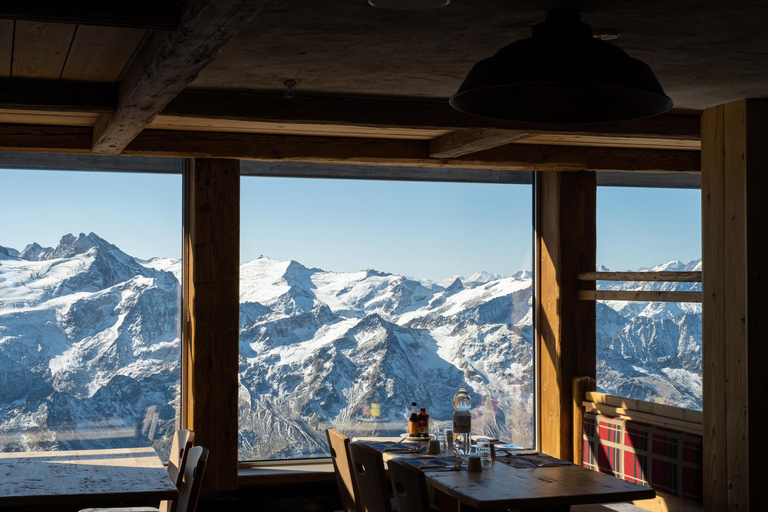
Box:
[238,460,337,486]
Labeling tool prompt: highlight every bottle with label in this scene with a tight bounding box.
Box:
[453,384,472,457]
[417,407,430,437]
[453,383,472,433]
[408,402,419,436]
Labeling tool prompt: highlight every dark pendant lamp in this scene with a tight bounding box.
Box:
[368,0,449,10]
[450,10,672,123]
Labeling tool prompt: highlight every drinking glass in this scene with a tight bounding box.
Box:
[478,441,492,468]
[437,431,448,453]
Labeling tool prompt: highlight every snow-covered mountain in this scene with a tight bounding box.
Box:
[596,259,702,409]
[0,233,702,461]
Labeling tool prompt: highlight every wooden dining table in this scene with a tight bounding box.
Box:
[364,440,655,511]
[0,446,178,508]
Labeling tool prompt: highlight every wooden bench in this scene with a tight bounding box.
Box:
[572,377,704,512]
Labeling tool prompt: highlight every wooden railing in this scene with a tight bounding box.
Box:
[576,271,703,303]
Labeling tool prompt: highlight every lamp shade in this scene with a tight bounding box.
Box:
[368,0,449,10]
[450,10,672,123]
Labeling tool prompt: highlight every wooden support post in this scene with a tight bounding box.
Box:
[701,99,768,512]
[182,158,240,492]
[572,376,596,465]
[537,171,596,460]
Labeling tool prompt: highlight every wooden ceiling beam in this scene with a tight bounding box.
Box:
[91,0,267,155]
[429,129,534,158]
[0,80,116,113]
[165,90,702,141]
[0,123,700,173]
[0,2,182,29]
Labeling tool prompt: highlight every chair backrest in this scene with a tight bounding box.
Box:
[348,442,392,512]
[170,445,209,512]
[326,429,362,512]
[387,458,432,512]
[168,429,195,487]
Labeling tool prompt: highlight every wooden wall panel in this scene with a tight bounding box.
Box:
[182,158,240,493]
[61,26,146,82]
[537,171,597,459]
[12,21,76,79]
[701,99,768,511]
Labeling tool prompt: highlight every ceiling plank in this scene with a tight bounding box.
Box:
[429,129,534,158]
[0,2,181,30]
[0,20,13,78]
[0,80,116,112]
[91,0,268,155]
[0,123,701,173]
[61,26,147,83]
[12,21,76,79]
[165,90,702,141]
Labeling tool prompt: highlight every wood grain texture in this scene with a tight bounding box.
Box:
[150,114,449,140]
[583,403,703,435]
[537,172,596,460]
[0,80,116,112]
[723,100,748,512]
[701,105,727,512]
[92,0,268,154]
[585,392,703,424]
[423,458,654,510]
[631,491,704,512]
[429,128,533,158]
[0,123,700,173]
[577,290,703,303]
[12,21,76,79]
[572,377,596,465]
[165,91,701,142]
[577,271,702,282]
[0,447,177,507]
[700,99,768,511]
[744,99,768,512]
[521,133,701,151]
[0,20,13,77]
[61,26,146,82]
[0,2,181,30]
[182,158,240,493]
[122,130,700,173]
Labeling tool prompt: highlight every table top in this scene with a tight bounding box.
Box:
[424,458,655,510]
[0,447,178,507]
[361,441,655,511]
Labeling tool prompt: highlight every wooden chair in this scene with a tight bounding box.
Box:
[167,429,195,488]
[348,441,394,512]
[80,446,209,512]
[387,458,441,512]
[327,429,362,512]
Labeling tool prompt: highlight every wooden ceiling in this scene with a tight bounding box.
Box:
[0,0,721,172]
[0,20,146,81]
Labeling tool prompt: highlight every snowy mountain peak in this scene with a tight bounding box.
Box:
[445,277,464,294]
[467,270,507,284]
[0,245,19,260]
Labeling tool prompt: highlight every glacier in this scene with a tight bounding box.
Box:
[0,233,701,461]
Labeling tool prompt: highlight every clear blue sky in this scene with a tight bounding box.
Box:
[0,168,701,280]
[598,187,701,270]
[0,169,183,261]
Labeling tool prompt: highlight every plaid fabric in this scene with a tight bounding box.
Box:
[583,413,703,504]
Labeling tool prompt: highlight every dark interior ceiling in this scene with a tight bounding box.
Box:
[191,0,768,112]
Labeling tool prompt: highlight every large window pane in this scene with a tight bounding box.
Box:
[596,186,701,409]
[239,176,534,460]
[0,168,182,459]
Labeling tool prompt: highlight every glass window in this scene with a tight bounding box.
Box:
[239,175,534,460]
[596,186,701,409]
[0,168,182,459]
